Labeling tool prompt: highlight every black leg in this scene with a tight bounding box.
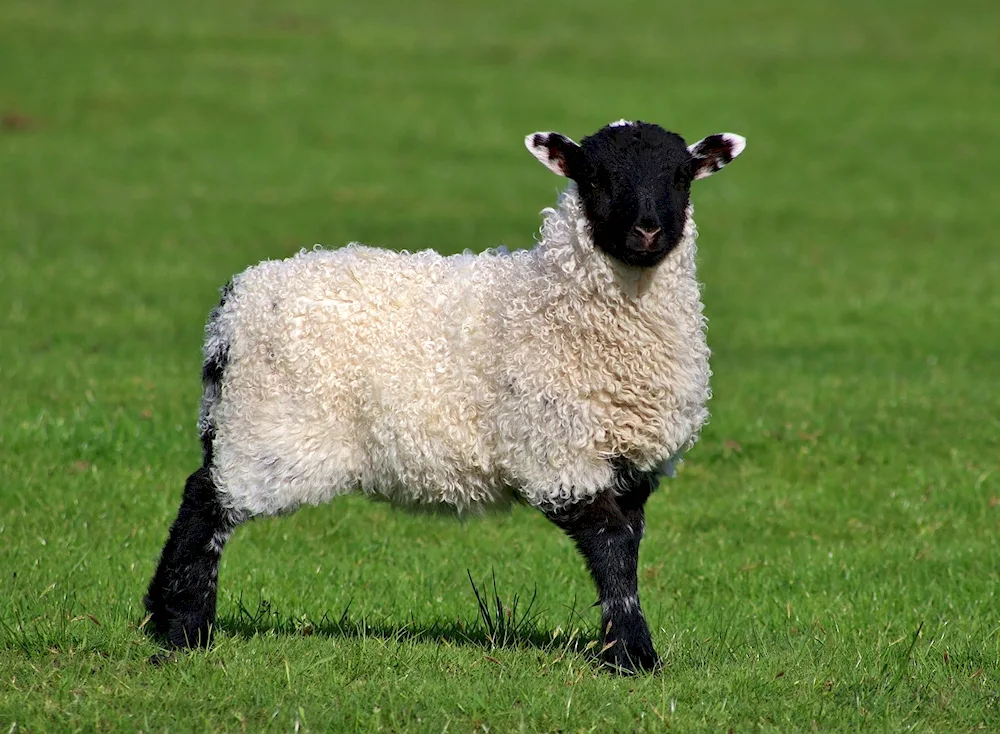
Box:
[545,464,660,674]
[144,466,238,648]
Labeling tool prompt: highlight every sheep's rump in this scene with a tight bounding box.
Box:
[203,246,520,516]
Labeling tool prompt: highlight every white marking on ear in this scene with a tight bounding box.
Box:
[524,131,579,177]
[688,132,746,180]
[609,119,634,128]
[718,132,747,158]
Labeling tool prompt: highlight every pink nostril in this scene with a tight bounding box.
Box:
[634,226,662,249]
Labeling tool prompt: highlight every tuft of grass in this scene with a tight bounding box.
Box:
[467,569,544,650]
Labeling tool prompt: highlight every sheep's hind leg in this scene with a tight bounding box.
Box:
[144,466,242,648]
[545,465,660,674]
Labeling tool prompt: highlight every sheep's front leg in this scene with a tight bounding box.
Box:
[546,469,660,674]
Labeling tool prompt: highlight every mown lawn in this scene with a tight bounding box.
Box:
[1,0,998,730]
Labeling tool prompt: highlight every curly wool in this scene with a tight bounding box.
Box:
[204,184,711,516]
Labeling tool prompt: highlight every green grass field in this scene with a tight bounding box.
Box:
[2,0,999,730]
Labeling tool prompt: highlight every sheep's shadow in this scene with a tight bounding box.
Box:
[214,574,598,658]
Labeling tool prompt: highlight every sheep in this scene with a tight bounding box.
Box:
[144,120,746,674]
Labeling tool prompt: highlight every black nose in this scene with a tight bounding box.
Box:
[633,226,662,250]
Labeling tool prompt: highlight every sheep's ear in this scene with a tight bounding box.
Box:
[688,133,746,180]
[525,132,583,178]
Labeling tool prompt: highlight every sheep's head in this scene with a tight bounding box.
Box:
[526,120,745,268]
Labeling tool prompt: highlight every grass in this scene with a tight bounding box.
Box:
[1,0,999,729]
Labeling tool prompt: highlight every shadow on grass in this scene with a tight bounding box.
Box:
[214,570,598,657]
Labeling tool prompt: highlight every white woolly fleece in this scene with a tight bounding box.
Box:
[204,185,711,516]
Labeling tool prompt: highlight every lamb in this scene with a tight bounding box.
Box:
[144,120,746,674]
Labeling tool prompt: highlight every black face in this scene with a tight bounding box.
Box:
[573,123,693,268]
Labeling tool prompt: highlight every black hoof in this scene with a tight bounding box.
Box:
[143,592,215,649]
[601,640,661,675]
[148,651,177,666]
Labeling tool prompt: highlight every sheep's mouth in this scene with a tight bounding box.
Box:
[616,242,674,268]
[592,230,674,269]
